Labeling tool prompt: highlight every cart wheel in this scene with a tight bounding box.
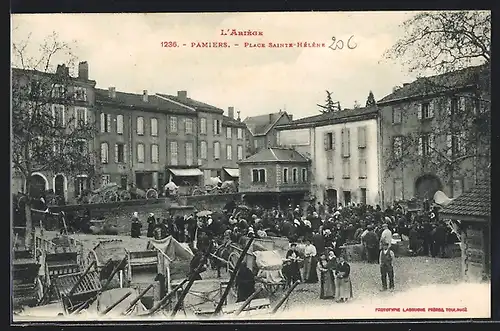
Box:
[103,191,119,203]
[88,195,102,204]
[146,189,158,200]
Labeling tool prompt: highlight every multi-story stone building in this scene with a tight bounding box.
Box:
[378,64,491,206]
[94,88,199,192]
[276,106,381,207]
[243,111,293,157]
[11,61,97,202]
[157,91,246,184]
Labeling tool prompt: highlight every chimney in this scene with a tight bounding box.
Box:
[56,64,69,76]
[237,111,241,121]
[108,87,116,99]
[78,61,89,80]
[228,106,235,119]
[269,114,273,124]
[143,90,148,102]
[178,90,187,100]
[403,83,409,87]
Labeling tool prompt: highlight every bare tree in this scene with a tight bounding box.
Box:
[12,32,99,247]
[317,90,341,113]
[384,11,491,74]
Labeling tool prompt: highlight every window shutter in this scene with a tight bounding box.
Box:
[324,132,329,150]
[331,131,336,150]
[100,113,105,132]
[459,97,466,112]
[447,98,452,116]
[417,137,423,156]
[358,126,366,147]
[429,100,435,118]
[106,115,111,133]
[446,135,453,156]
[114,144,119,163]
[417,106,422,120]
[347,128,351,156]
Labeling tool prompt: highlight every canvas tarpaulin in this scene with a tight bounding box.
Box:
[147,236,194,261]
[254,250,284,284]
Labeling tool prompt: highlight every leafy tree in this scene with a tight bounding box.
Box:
[365,91,376,107]
[317,90,342,113]
[12,32,99,247]
[384,11,491,74]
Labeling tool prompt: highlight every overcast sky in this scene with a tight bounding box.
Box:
[12,12,421,120]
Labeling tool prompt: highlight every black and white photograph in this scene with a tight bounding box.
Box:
[10,11,491,321]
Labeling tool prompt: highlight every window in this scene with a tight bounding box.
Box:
[52,105,65,127]
[392,107,402,124]
[358,153,367,178]
[448,97,459,116]
[52,84,65,99]
[342,159,350,178]
[100,142,109,164]
[101,175,111,186]
[116,114,123,134]
[237,128,243,140]
[393,179,403,201]
[170,141,178,165]
[137,143,145,163]
[151,118,158,136]
[226,127,232,139]
[214,119,221,135]
[170,117,178,133]
[74,87,87,101]
[360,188,367,205]
[237,145,243,160]
[226,144,232,160]
[137,116,144,135]
[200,118,207,134]
[301,168,307,182]
[185,118,193,134]
[341,128,351,157]
[447,132,467,156]
[76,107,88,127]
[186,142,193,165]
[283,168,289,183]
[357,126,366,148]
[252,169,266,183]
[418,101,434,119]
[452,179,463,198]
[100,113,111,133]
[292,168,298,183]
[393,136,403,158]
[200,141,208,159]
[114,143,126,163]
[254,140,259,149]
[75,139,87,154]
[214,142,221,159]
[324,132,334,150]
[151,144,159,163]
[418,134,434,157]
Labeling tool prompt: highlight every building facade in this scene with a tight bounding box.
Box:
[12,62,97,202]
[277,107,381,207]
[243,111,293,157]
[378,64,491,206]
[95,88,199,192]
[238,147,311,208]
[157,91,246,184]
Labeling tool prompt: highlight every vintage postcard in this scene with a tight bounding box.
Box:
[10,11,491,322]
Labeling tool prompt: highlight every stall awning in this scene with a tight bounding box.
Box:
[224,167,240,178]
[168,168,203,177]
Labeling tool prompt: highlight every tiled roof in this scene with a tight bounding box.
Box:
[12,67,97,85]
[378,64,490,105]
[95,89,196,115]
[156,93,223,114]
[222,115,246,128]
[276,106,378,129]
[440,180,490,220]
[243,112,291,136]
[239,147,310,164]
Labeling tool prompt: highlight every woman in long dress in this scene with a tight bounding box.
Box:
[334,255,353,302]
[317,253,335,299]
[303,239,318,283]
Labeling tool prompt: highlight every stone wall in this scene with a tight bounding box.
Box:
[47,193,241,234]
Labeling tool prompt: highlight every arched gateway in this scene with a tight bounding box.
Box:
[414,174,443,201]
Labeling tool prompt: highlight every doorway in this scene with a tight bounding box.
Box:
[54,174,65,198]
[30,174,47,198]
[415,174,442,200]
[343,191,351,205]
[325,189,337,208]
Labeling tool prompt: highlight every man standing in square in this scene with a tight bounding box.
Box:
[379,242,395,291]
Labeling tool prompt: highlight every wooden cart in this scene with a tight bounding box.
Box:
[53,270,102,314]
[88,239,127,281]
[12,250,43,308]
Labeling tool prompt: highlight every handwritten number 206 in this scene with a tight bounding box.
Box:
[329,35,357,50]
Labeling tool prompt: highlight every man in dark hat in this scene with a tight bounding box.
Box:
[284,242,302,287]
[235,263,256,303]
[363,225,379,263]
